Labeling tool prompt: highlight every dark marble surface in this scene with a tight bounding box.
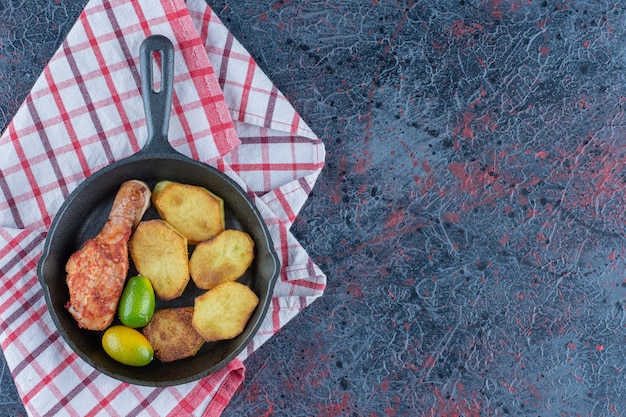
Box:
[3,1,626,416]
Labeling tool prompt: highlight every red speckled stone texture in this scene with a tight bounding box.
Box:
[3,1,626,416]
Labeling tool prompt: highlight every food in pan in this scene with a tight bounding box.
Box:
[189,229,255,290]
[129,219,190,301]
[192,281,259,342]
[117,275,155,328]
[102,325,154,367]
[65,180,151,330]
[151,180,225,245]
[66,178,260,365]
[142,307,205,362]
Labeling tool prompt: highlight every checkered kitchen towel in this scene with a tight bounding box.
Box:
[0,0,326,415]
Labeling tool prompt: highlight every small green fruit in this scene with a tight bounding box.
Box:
[118,275,155,328]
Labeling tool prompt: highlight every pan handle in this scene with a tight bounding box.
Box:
[139,35,175,154]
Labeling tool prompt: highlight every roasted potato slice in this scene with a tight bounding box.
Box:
[189,229,255,290]
[192,282,259,342]
[151,181,225,244]
[142,307,204,362]
[129,219,189,300]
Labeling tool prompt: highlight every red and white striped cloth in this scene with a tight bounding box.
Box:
[0,0,326,415]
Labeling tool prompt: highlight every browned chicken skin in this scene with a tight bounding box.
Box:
[65,180,151,330]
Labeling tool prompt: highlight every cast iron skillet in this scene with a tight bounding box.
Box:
[37,35,280,386]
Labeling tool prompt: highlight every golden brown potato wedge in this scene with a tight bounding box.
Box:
[192,282,259,342]
[189,229,255,290]
[129,219,189,300]
[142,307,204,362]
[151,181,225,245]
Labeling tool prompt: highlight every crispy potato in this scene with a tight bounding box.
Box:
[189,229,255,290]
[129,219,189,300]
[151,181,225,244]
[142,307,204,362]
[192,282,259,342]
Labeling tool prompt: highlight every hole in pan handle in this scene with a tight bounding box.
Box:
[139,35,175,155]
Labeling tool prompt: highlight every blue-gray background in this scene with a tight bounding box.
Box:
[3,1,626,416]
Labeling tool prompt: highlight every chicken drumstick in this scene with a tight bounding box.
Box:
[65,180,151,330]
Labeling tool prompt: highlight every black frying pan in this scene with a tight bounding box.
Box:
[36,35,280,386]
